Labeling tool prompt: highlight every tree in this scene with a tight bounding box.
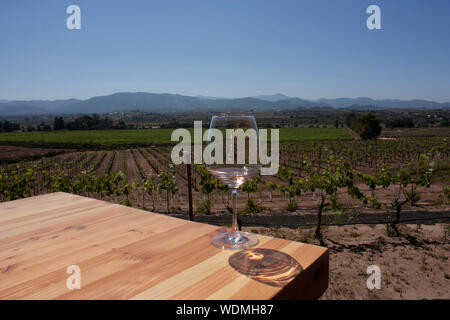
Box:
[96,172,121,199]
[439,117,449,127]
[345,112,358,127]
[110,171,126,203]
[0,172,6,202]
[267,166,303,212]
[64,114,115,130]
[358,163,393,209]
[158,165,178,213]
[118,183,132,206]
[385,118,414,128]
[141,173,159,211]
[442,186,450,204]
[389,166,413,233]
[79,171,97,197]
[216,181,232,213]
[304,155,366,239]
[196,165,218,215]
[358,172,380,208]
[242,176,261,214]
[0,120,20,132]
[54,117,65,130]
[388,154,435,233]
[352,113,381,140]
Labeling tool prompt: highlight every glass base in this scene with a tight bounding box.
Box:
[211,231,259,250]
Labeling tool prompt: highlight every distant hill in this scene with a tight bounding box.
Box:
[0,98,81,116]
[254,93,292,102]
[57,92,204,114]
[195,95,229,100]
[285,97,325,107]
[0,104,49,116]
[1,93,449,116]
[316,97,450,109]
[56,93,318,114]
[345,104,384,111]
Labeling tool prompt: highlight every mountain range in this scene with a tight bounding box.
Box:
[1,92,449,116]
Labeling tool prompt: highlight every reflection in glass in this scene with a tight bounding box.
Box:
[228,248,303,287]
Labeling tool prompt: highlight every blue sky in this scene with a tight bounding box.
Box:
[1,0,450,101]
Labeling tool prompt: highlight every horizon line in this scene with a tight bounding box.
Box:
[1,91,450,104]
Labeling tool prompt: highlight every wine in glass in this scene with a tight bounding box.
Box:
[206,115,261,250]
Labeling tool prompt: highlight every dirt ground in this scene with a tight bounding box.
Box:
[381,127,450,138]
[0,145,67,161]
[243,223,450,300]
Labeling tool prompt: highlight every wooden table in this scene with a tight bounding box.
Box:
[0,192,328,300]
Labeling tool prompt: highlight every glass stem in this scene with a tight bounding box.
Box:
[231,189,238,233]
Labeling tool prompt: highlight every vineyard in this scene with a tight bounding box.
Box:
[1,137,448,232]
[1,135,449,299]
[0,127,351,148]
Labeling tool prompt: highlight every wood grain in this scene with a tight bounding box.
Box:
[0,192,328,300]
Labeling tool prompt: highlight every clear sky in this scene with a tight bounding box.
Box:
[1,0,450,101]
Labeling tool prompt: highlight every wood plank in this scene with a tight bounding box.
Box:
[0,192,90,219]
[0,193,329,300]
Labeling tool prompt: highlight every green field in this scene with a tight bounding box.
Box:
[279,128,351,141]
[0,128,351,148]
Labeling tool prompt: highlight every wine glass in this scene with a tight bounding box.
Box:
[205,115,261,250]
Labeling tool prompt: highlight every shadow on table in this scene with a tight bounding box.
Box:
[228,248,303,287]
